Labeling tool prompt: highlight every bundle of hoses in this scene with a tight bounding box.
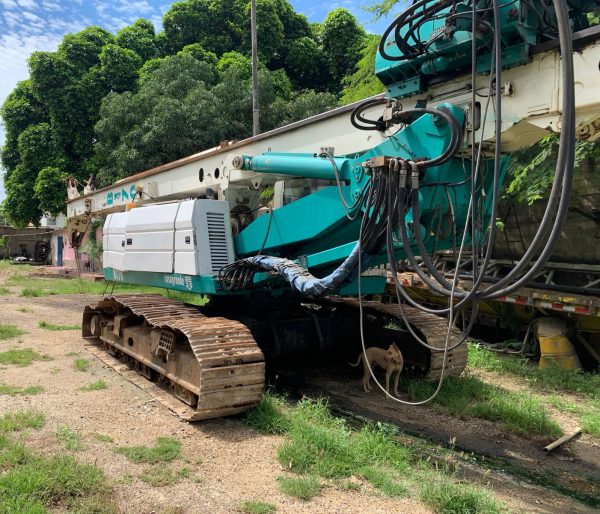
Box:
[220,0,575,315]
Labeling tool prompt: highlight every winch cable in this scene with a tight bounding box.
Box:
[475,0,575,299]
[385,0,575,304]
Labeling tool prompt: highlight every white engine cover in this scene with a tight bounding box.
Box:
[102,199,234,276]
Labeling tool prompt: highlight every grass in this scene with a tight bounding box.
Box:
[80,379,108,391]
[7,270,166,297]
[139,465,191,487]
[0,383,44,396]
[38,320,81,331]
[93,433,114,443]
[247,395,506,511]
[0,286,11,294]
[240,500,277,514]
[55,426,82,451]
[468,342,600,400]
[16,306,33,313]
[420,477,505,514]
[0,410,44,433]
[277,475,320,501]
[402,373,562,437]
[0,348,52,367]
[21,287,41,297]
[115,437,181,464]
[74,357,90,371]
[0,323,25,340]
[0,416,116,513]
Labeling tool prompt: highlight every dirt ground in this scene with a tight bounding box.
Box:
[0,275,598,513]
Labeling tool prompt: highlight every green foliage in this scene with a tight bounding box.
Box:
[0,323,25,340]
[115,18,158,62]
[55,426,82,451]
[341,35,385,104]
[0,435,116,513]
[139,465,191,487]
[0,410,44,433]
[322,8,366,85]
[240,500,277,514]
[74,358,90,372]
[277,475,321,501]
[246,392,289,434]
[0,384,44,396]
[38,320,80,331]
[34,166,69,216]
[0,348,51,367]
[403,373,562,437]
[2,1,371,224]
[420,477,505,514]
[79,380,108,392]
[507,133,600,204]
[114,437,181,464]
[178,43,218,67]
[468,342,600,400]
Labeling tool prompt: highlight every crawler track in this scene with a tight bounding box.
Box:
[323,297,468,379]
[82,294,265,420]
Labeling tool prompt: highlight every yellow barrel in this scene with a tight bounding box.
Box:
[535,318,581,369]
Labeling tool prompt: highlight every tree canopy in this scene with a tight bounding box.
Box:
[1,1,379,226]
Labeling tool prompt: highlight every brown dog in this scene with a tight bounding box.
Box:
[349,344,404,398]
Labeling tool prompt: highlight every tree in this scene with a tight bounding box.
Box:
[285,37,330,90]
[0,80,48,174]
[162,0,246,55]
[341,34,384,104]
[95,54,221,185]
[34,166,69,216]
[321,8,366,85]
[98,44,143,92]
[115,19,158,62]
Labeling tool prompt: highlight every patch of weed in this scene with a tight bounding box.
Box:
[419,477,505,514]
[115,437,181,464]
[246,392,289,434]
[16,307,32,313]
[403,373,562,437]
[0,348,51,367]
[139,466,191,487]
[240,500,277,514]
[20,287,40,297]
[0,287,11,295]
[74,358,90,371]
[468,343,600,400]
[359,466,407,497]
[0,324,25,341]
[80,380,108,392]
[0,411,44,433]
[55,426,81,451]
[582,407,600,438]
[93,433,114,443]
[38,320,81,331]
[277,475,320,501]
[0,437,116,513]
[547,395,584,414]
[0,383,44,396]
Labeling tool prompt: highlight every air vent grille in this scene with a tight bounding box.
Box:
[207,212,230,274]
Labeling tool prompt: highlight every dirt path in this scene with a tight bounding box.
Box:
[0,288,598,513]
[0,293,431,514]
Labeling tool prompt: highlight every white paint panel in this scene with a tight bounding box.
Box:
[123,203,179,273]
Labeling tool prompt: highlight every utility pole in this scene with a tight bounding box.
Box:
[250,0,260,136]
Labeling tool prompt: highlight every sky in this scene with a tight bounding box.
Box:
[0,0,395,203]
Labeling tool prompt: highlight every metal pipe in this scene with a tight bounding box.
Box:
[234,153,350,180]
[542,427,581,453]
[250,0,260,136]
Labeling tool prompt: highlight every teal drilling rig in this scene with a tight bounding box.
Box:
[66,0,600,419]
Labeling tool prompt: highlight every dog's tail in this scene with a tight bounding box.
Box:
[348,353,363,367]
